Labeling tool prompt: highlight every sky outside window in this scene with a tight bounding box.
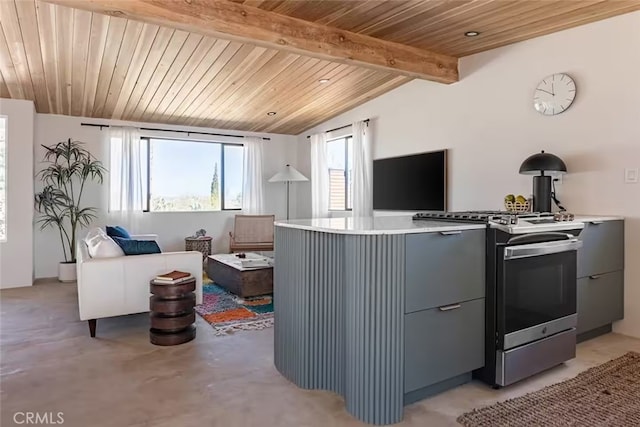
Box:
[148,138,243,211]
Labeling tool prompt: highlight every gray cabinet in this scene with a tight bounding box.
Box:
[577,220,624,278]
[405,230,485,313]
[577,271,624,334]
[404,298,484,393]
[576,220,624,339]
[403,229,486,397]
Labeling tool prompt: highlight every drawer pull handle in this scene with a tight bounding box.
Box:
[439,304,462,311]
[589,274,604,280]
[589,221,604,225]
[440,231,462,236]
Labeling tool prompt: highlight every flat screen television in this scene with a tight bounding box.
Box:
[373,150,447,211]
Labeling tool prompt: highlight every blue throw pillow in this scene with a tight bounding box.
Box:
[112,236,161,256]
[106,226,132,239]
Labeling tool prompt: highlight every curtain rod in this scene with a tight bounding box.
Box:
[80,122,271,141]
[305,119,369,139]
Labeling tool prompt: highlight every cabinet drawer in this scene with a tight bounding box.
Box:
[404,298,484,393]
[405,229,485,313]
[577,220,624,278]
[577,270,624,334]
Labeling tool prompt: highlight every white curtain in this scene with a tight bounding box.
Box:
[108,126,144,232]
[351,120,373,217]
[242,137,265,214]
[310,132,329,218]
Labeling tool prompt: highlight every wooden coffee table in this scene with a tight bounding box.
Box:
[207,253,273,297]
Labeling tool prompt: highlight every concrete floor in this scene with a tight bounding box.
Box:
[1,281,639,427]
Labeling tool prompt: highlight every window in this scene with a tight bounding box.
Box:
[144,138,244,212]
[0,116,6,241]
[327,136,353,211]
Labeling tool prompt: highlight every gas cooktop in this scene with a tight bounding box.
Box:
[412,211,583,234]
[413,210,507,222]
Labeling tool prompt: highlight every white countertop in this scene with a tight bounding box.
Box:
[573,215,624,223]
[274,214,623,235]
[274,216,486,235]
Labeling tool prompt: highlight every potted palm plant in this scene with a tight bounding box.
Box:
[34,138,106,282]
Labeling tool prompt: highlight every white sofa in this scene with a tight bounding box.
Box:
[76,234,203,337]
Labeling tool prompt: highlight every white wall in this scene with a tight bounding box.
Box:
[296,12,640,337]
[0,99,35,289]
[34,114,297,278]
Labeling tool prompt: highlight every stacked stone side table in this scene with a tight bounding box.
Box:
[149,278,197,346]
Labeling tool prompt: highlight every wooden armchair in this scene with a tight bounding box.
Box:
[229,215,275,253]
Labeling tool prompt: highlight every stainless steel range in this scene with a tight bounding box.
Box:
[413,211,584,387]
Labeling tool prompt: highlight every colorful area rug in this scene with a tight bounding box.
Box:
[195,275,273,335]
[457,351,640,427]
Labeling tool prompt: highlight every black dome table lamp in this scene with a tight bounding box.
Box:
[519,150,567,213]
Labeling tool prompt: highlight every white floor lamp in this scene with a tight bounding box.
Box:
[268,164,308,220]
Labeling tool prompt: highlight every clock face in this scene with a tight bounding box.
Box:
[533,73,576,116]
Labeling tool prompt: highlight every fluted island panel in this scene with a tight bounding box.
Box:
[274,226,405,424]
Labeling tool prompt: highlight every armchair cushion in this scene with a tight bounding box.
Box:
[112,236,161,256]
[106,225,132,239]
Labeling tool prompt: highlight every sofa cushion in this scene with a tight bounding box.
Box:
[106,225,131,239]
[112,237,161,256]
[86,233,125,258]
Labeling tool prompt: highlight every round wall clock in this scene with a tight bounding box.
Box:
[533,73,576,116]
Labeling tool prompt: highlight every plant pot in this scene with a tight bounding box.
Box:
[58,262,77,282]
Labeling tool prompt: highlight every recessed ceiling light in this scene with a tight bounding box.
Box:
[464,31,480,37]
[319,79,330,83]
[267,111,277,116]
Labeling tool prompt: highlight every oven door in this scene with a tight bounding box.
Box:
[497,237,581,350]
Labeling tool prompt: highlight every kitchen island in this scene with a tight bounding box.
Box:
[273,216,486,424]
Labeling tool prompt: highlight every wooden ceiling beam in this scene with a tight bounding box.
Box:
[43,0,458,84]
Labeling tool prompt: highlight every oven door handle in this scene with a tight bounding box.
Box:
[507,232,574,245]
[504,239,582,260]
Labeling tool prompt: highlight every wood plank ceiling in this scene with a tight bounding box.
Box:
[1,0,639,135]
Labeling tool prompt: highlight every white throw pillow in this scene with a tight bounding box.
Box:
[84,227,105,245]
[86,233,124,258]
